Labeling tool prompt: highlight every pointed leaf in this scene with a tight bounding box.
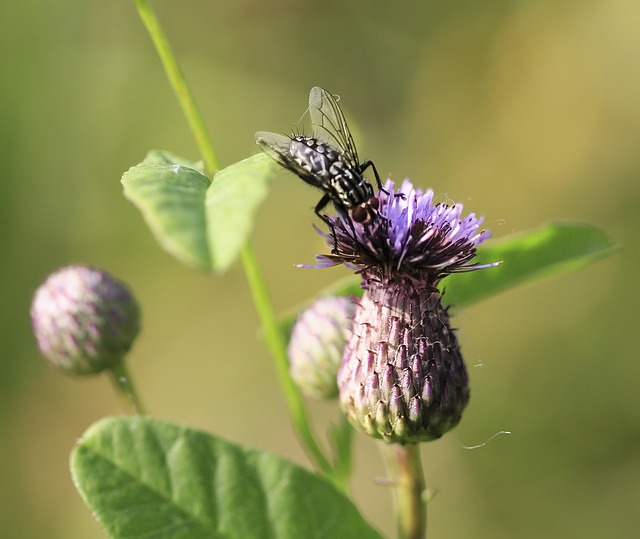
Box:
[71,416,382,539]
[122,152,278,273]
[206,153,278,273]
[442,221,616,306]
[122,154,212,271]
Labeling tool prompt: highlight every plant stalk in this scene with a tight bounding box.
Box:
[133,0,220,174]
[241,247,337,482]
[132,0,338,485]
[109,360,146,415]
[383,443,427,539]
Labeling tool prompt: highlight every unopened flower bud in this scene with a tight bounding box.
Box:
[288,296,355,399]
[339,280,469,442]
[30,265,141,376]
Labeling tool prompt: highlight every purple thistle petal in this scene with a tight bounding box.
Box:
[304,178,496,285]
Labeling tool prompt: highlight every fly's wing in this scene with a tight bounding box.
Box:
[255,131,293,165]
[308,87,360,168]
[255,131,322,188]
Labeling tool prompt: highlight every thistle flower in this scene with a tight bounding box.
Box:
[288,296,355,399]
[307,179,496,443]
[30,265,141,376]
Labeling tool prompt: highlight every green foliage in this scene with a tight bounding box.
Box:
[71,416,383,539]
[442,221,615,307]
[122,153,211,271]
[122,151,277,273]
[205,152,276,273]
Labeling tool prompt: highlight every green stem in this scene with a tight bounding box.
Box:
[240,247,337,482]
[133,0,220,174]
[383,443,427,539]
[132,0,338,484]
[109,360,146,415]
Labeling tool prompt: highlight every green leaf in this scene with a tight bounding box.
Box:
[206,153,278,273]
[277,221,614,338]
[442,221,616,307]
[122,151,278,273]
[71,416,382,539]
[122,156,212,271]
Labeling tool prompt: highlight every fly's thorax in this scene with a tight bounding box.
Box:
[289,136,341,180]
[290,135,373,210]
[329,163,367,206]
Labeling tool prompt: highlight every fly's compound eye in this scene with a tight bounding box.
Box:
[350,196,380,223]
[351,205,368,223]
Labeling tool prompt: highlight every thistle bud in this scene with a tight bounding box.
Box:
[338,280,469,442]
[30,265,141,376]
[288,296,355,399]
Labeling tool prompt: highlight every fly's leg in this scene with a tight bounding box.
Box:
[313,193,332,223]
[314,194,340,253]
[361,160,405,200]
[360,160,388,194]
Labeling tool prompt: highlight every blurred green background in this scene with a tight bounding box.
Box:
[1,1,638,538]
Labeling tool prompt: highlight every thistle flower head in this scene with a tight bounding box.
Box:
[306,179,496,443]
[311,179,492,284]
[30,265,141,376]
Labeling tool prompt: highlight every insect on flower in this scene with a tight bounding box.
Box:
[255,86,385,228]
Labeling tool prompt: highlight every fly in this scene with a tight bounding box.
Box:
[255,86,385,228]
